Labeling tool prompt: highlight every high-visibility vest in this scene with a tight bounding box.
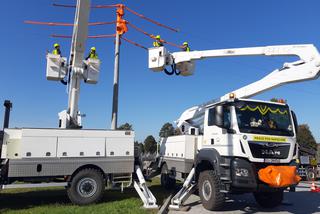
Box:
[52,48,61,55]
[182,46,190,52]
[89,53,98,59]
[153,41,163,47]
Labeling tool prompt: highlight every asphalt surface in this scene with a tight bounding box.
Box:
[168,181,320,214]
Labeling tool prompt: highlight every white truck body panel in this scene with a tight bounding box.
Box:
[1,128,134,159]
[160,135,200,160]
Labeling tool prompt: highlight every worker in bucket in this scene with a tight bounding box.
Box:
[153,35,163,47]
[52,43,61,56]
[182,42,190,52]
[86,47,98,60]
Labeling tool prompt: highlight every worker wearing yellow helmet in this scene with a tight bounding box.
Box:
[52,43,61,55]
[153,35,163,47]
[182,42,190,52]
[86,47,99,60]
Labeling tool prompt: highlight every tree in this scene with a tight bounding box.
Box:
[270,98,278,102]
[174,127,182,135]
[134,141,145,154]
[159,122,175,138]
[117,123,133,131]
[297,124,317,150]
[144,135,157,154]
[316,144,320,162]
[139,143,145,154]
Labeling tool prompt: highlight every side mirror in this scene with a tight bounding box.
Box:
[291,110,298,135]
[214,105,224,128]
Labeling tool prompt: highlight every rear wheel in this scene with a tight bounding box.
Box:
[254,190,283,208]
[198,170,225,211]
[67,168,105,205]
[160,164,176,189]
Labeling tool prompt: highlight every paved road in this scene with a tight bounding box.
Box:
[168,181,320,214]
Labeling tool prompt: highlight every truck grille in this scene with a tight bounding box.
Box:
[248,141,290,159]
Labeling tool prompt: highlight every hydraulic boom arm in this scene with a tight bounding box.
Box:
[67,0,91,128]
[46,0,101,129]
[148,44,320,130]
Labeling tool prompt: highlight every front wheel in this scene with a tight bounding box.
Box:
[67,168,105,205]
[254,190,283,208]
[198,170,225,211]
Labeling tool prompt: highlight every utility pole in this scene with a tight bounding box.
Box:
[111,4,127,130]
[111,32,120,130]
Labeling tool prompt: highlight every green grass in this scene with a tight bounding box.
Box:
[0,178,173,214]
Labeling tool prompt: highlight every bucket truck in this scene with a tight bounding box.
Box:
[148,44,320,210]
[0,0,157,208]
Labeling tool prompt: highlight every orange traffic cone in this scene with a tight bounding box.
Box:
[310,182,317,192]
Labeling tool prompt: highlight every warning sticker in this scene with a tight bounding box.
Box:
[253,136,287,143]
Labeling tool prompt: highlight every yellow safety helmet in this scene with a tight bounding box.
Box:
[54,43,60,48]
[156,35,161,39]
[91,47,96,51]
[183,42,188,45]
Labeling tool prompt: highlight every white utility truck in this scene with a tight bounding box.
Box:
[0,0,157,208]
[148,44,320,210]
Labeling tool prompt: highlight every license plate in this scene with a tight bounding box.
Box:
[264,158,280,163]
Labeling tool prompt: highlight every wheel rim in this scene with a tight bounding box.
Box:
[308,171,315,179]
[202,180,212,201]
[77,177,97,198]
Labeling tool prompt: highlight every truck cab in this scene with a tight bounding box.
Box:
[159,98,299,210]
[203,98,298,163]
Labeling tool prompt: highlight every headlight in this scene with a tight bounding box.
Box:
[235,168,249,177]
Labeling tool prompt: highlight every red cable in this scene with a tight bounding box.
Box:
[127,21,182,48]
[125,6,179,33]
[53,3,119,9]
[51,34,116,39]
[127,22,152,38]
[51,34,72,38]
[25,20,116,26]
[93,4,119,9]
[88,34,116,38]
[121,37,147,50]
[162,40,183,49]
[25,20,73,26]
[52,3,76,8]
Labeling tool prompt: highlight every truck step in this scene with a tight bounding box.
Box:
[220,163,230,167]
[220,176,231,181]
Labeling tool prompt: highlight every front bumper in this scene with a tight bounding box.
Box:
[229,158,296,192]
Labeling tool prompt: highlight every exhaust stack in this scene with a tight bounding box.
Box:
[3,100,12,129]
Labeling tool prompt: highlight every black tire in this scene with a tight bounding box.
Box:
[307,169,316,181]
[67,168,105,205]
[198,170,225,211]
[160,164,176,189]
[254,190,283,208]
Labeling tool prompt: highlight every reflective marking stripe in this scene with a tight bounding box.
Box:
[253,136,287,142]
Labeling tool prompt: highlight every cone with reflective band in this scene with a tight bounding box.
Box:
[310,181,320,192]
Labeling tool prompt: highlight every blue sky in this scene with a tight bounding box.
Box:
[1,0,320,143]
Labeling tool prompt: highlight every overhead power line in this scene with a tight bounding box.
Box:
[25,20,116,26]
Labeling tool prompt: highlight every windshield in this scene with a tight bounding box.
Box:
[234,101,294,136]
